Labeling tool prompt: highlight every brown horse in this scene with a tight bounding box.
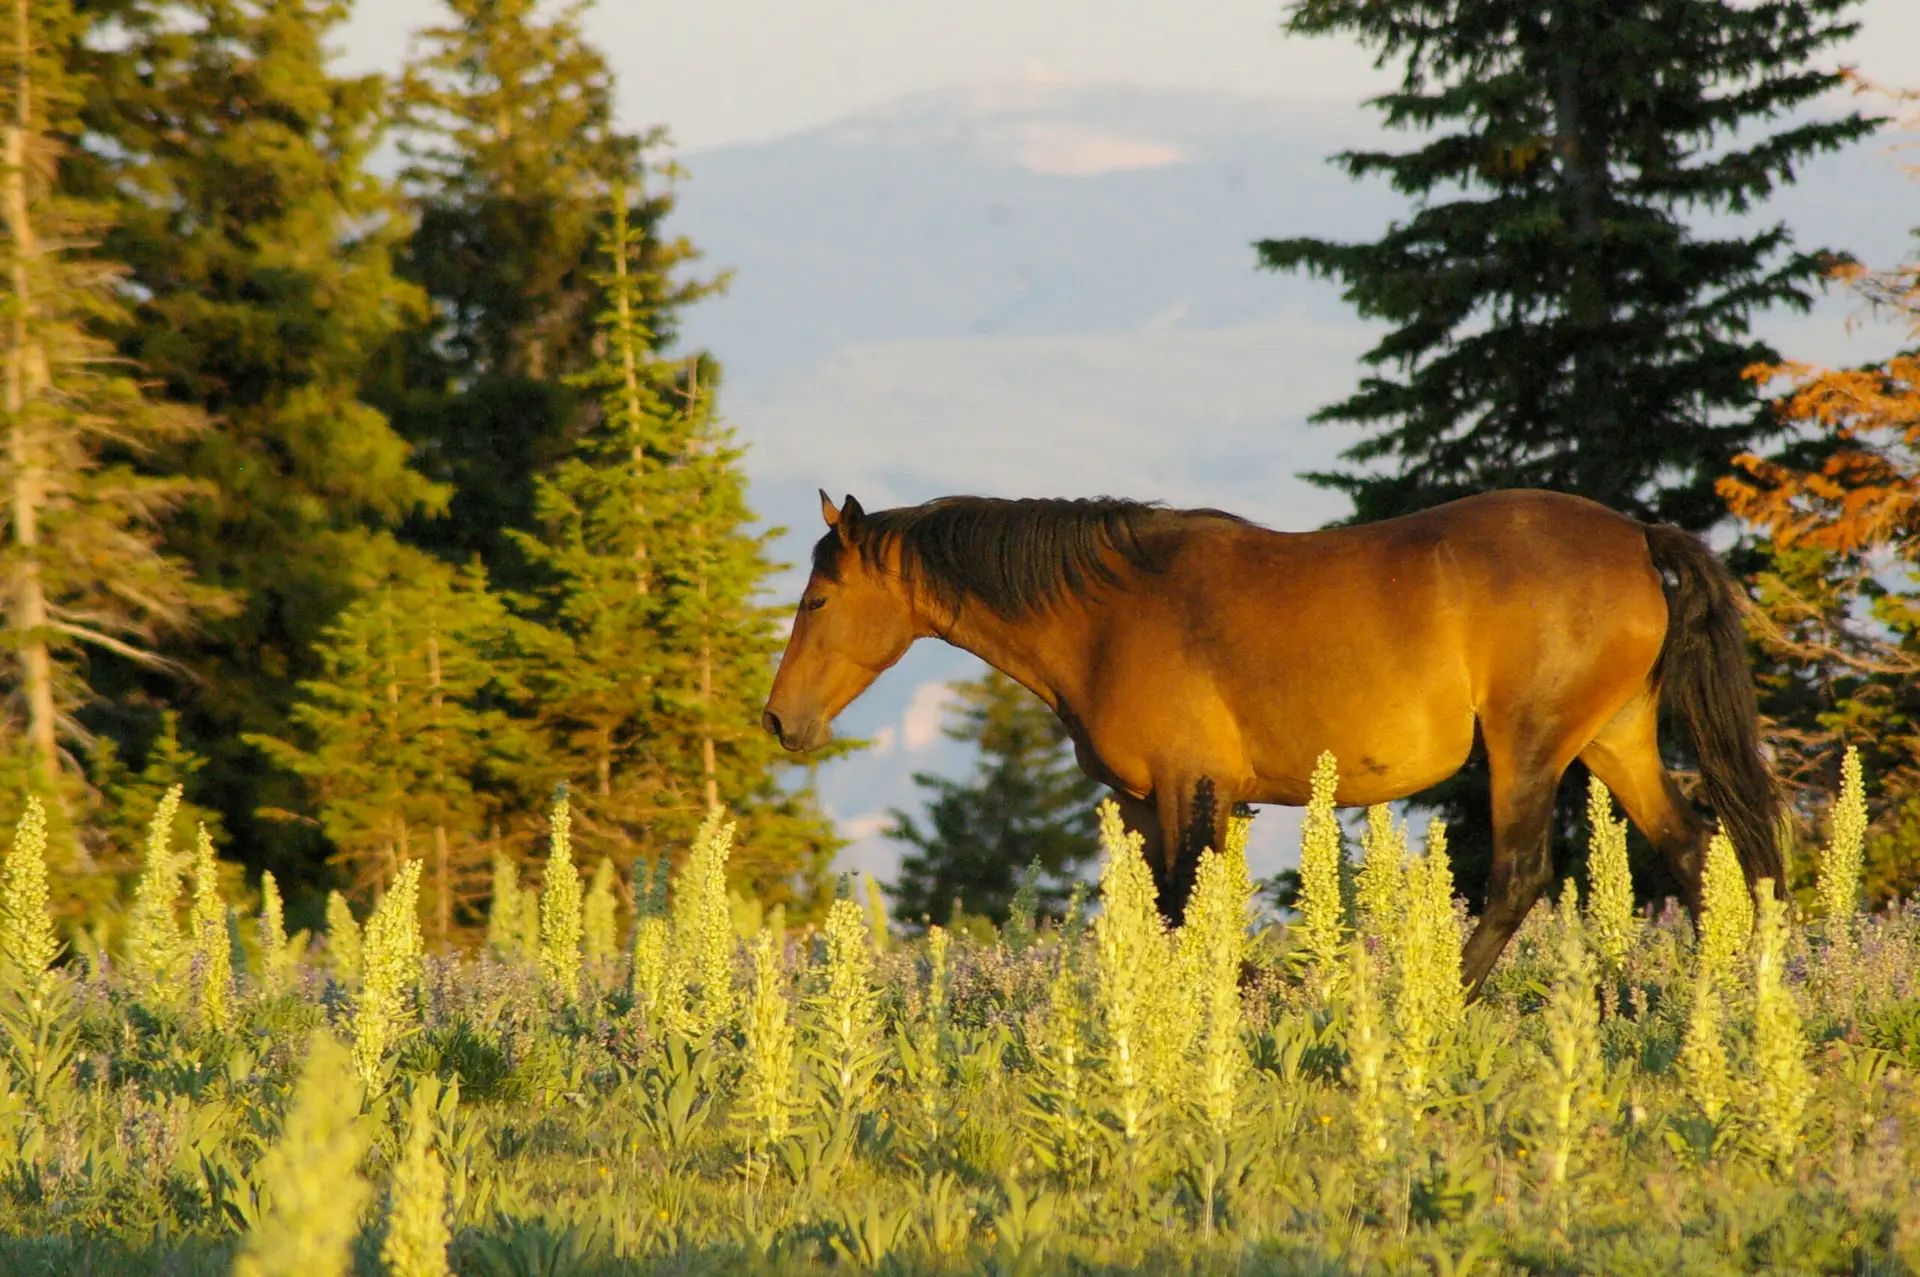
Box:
[762,488,1781,991]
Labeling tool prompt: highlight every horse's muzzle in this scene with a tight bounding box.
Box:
[761,707,831,753]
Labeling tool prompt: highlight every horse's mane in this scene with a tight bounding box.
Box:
[812,496,1249,620]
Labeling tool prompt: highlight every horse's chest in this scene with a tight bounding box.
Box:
[1069,731,1149,799]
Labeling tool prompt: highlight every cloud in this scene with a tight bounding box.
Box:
[870,724,897,755]
[903,682,960,751]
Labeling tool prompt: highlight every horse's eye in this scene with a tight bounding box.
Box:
[805,597,827,612]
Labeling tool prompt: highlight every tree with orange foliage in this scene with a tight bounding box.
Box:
[1720,82,1920,903]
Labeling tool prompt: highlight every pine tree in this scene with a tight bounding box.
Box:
[887,670,1102,926]
[0,0,228,864]
[90,710,224,856]
[248,551,535,936]
[383,0,713,577]
[511,191,837,910]
[70,0,445,881]
[1260,0,1873,530]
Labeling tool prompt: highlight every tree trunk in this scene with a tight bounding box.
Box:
[699,590,718,815]
[428,626,449,944]
[614,186,651,596]
[1551,2,1621,504]
[4,0,56,791]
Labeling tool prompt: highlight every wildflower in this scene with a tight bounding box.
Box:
[809,897,881,1116]
[353,860,424,1090]
[1534,885,1602,1200]
[1,797,59,993]
[189,824,234,1032]
[1816,746,1866,936]
[1344,936,1394,1163]
[1390,819,1462,1102]
[1584,777,1637,973]
[538,795,584,999]
[1093,799,1168,1142]
[1677,959,1732,1125]
[258,870,293,996]
[124,784,187,997]
[583,856,619,968]
[628,856,669,1018]
[664,809,737,1037]
[233,1031,372,1277]
[1747,883,1812,1173]
[382,1082,452,1277]
[1696,833,1752,992]
[740,928,797,1158]
[326,890,363,987]
[1180,819,1253,1134]
[486,853,524,963]
[1354,803,1405,943]
[914,923,954,1140]
[1296,751,1348,1000]
[863,870,891,952]
[1024,896,1093,1181]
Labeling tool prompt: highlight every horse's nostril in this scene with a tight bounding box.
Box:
[761,708,783,740]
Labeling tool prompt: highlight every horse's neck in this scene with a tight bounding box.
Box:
[936,604,1089,716]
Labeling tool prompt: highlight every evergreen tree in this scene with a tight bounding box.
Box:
[70,0,444,882]
[90,710,225,856]
[1260,0,1873,530]
[511,192,838,912]
[0,0,228,868]
[248,552,534,939]
[887,671,1102,926]
[383,0,714,577]
[1259,0,1875,900]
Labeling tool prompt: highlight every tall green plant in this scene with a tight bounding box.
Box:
[537,794,583,999]
[353,860,424,1090]
[1295,751,1348,1000]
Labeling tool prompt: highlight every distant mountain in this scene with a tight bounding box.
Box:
[664,76,1919,893]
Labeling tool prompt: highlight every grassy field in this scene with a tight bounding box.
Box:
[2,756,1918,1276]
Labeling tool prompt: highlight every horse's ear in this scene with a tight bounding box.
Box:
[841,494,866,528]
[819,488,841,529]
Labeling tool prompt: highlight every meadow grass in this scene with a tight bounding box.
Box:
[2,761,1920,1275]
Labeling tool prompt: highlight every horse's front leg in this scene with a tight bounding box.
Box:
[1118,777,1229,927]
[1107,791,1168,901]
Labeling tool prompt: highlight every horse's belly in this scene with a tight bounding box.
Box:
[1241,683,1476,807]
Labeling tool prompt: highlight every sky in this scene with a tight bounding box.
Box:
[341,0,1920,154]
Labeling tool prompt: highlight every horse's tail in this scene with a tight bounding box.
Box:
[1642,523,1786,892]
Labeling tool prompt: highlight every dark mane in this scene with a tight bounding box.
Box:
[812,496,1249,619]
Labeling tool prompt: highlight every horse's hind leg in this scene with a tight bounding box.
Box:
[1460,732,1566,997]
[1579,691,1708,914]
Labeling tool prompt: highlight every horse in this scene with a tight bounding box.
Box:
[762,487,1782,992]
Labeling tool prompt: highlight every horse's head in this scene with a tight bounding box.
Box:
[762,491,921,753]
